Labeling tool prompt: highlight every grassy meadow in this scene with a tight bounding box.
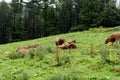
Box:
[0,27,120,80]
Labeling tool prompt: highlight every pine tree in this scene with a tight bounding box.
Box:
[80,0,101,28]
[24,0,43,39]
[10,0,25,41]
[57,0,74,33]
[100,0,120,27]
[0,0,12,44]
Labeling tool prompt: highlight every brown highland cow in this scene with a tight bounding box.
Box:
[105,32,120,44]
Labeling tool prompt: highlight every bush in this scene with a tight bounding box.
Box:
[34,49,45,60]
[61,55,71,65]
[12,70,30,80]
[9,52,25,59]
[89,27,108,33]
[1,69,30,80]
[98,44,110,62]
[70,25,88,32]
[27,49,36,59]
[50,71,80,80]
[27,45,54,60]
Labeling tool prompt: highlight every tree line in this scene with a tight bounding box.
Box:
[0,0,120,44]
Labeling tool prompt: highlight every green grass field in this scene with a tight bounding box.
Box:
[0,27,120,80]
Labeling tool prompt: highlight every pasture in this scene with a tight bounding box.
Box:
[0,27,120,80]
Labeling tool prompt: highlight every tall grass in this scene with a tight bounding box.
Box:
[98,44,110,62]
[0,69,30,80]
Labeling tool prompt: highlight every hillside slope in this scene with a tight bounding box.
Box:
[0,27,120,80]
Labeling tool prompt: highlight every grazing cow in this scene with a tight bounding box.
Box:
[55,38,65,46]
[105,32,120,44]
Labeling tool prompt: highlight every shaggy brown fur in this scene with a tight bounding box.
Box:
[17,48,29,53]
[28,44,39,48]
[16,46,29,53]
[68,43,77,49]
[57,43,77,50]
[16,44,39,53]
[55,38,65,46]
[68,40,76,44]
[57,43,69,49]
[105,32,120,44]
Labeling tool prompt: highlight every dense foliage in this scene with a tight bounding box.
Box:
[0,0,120,44]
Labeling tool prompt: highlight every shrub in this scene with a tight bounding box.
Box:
[9,52,25,59]
[89,27,108,33]
[12,70,30,80]
[35,45,54,54]
[27,49,36,59]
[50,71,80,80]
[98,44,110,62]
[27,45,54,60]
[18,71,30,80]
[34,50,44,60]
[1,69,30,80]
[70,25,88,32]
[61,55,71,65]
[90,44,97,58]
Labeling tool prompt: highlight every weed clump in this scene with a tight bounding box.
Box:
[90,44,97,58]
[33,45,54,60]
[0,69,30,80]
[50,71,80,80]
[9,52,25,59]
[98,44,110,62]
[8,45,54,60]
